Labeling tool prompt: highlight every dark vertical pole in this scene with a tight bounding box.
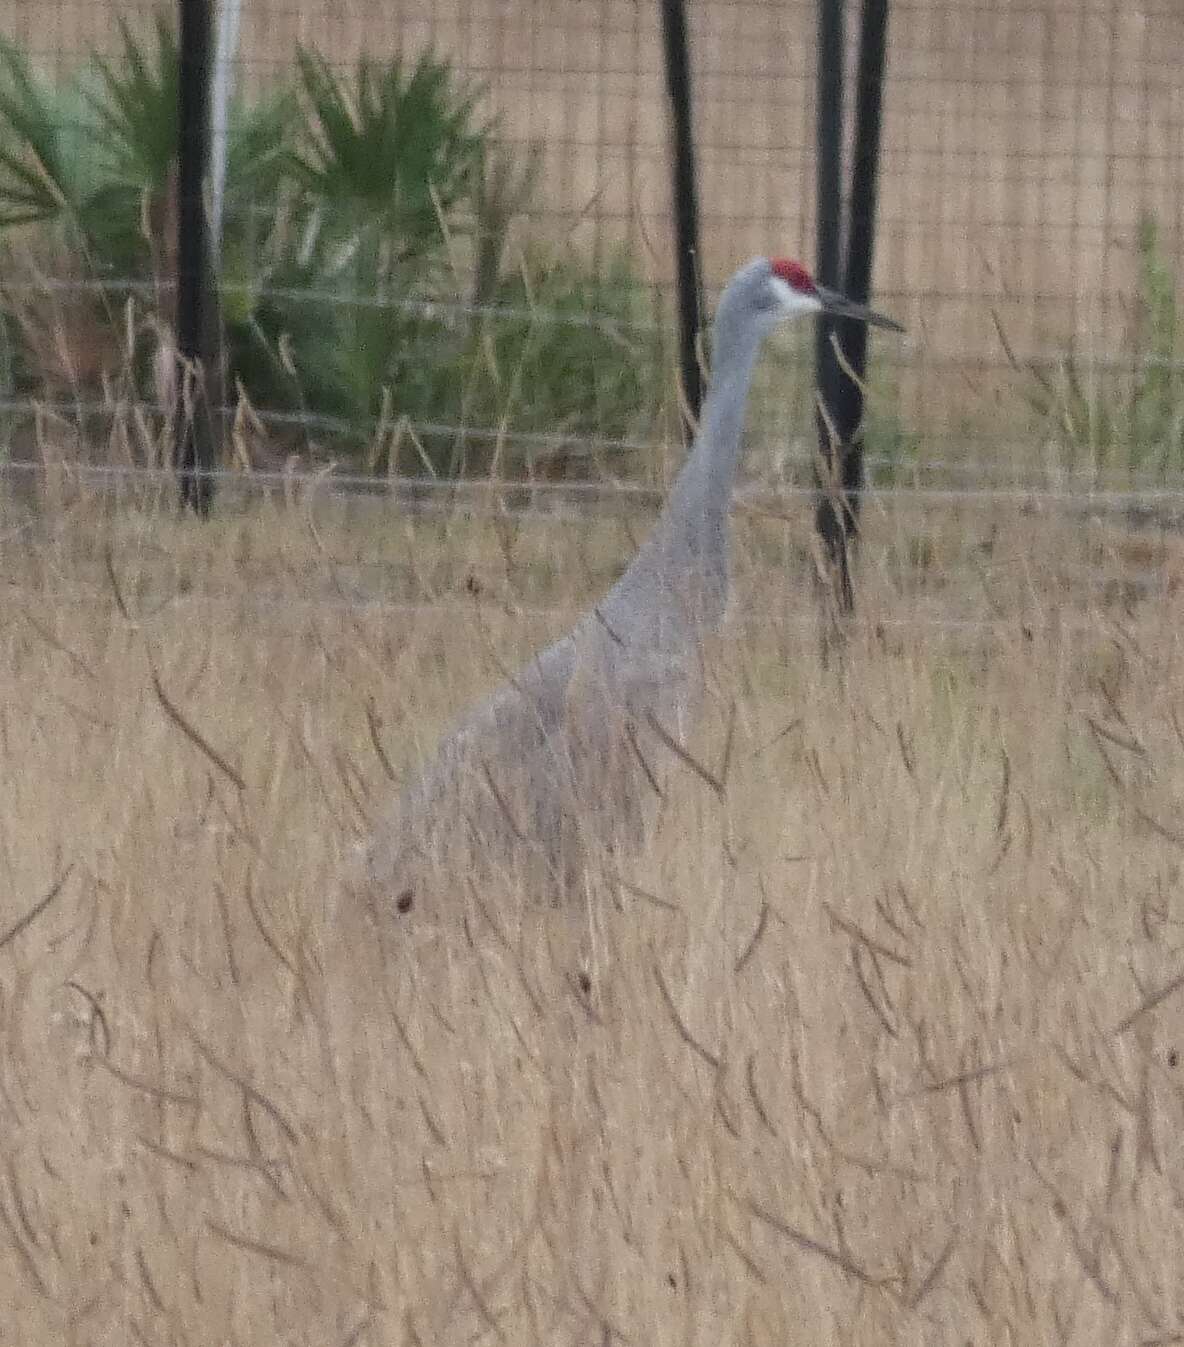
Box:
[837,0,890,532]
[813,0,851,610]
[176,0,216,514]
[659,0,704,441]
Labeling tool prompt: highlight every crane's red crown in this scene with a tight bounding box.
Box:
[771,258,816,294]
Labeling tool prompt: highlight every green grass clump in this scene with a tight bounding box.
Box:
[1012,212,1184,483]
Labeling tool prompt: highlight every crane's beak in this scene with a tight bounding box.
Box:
[816,284,905,332]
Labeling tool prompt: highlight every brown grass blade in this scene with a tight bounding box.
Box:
[746,1199,886,1287]
[0,865,72,953]
[150,667,246,791]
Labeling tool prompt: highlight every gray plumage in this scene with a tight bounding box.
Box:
[352,256,902,916]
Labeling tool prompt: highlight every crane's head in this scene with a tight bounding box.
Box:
[728,256,904,333]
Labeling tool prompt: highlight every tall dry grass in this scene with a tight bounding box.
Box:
[1,484,1183,1343]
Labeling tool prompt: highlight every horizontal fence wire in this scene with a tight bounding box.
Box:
[2,575,1168,641]
[3,462,1184,634]
[7,401,1184,491]
[0,278,665,335]
[6,458,1184,512]
[8,276,1184,372]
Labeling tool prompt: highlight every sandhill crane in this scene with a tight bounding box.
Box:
[353,256,903,918]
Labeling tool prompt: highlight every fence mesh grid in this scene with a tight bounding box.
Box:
[0,0,1181,488]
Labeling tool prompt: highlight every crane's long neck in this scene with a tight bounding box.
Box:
[593,284,768,647]
[659,317,765,552]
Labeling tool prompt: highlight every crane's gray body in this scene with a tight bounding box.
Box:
[356,258,801,911]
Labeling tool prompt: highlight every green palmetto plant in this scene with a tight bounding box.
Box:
[86,16,296,289]
[0,42,80,228]
[0,19,297,411]
[0,42,137,398]
[86,14,184,291]
[0,16,294,264]
[251,46,488,437]
[0,21,181,276]
[90,15,178,199]
[0,42,114,237]
[292,47,485,266]
[0,21,178,413]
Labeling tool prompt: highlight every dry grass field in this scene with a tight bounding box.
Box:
[1,483,1184,1344]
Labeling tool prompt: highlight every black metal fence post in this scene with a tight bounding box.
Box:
[176,0,216,515]
[838,0,890,533]
[659,0,704,441]
[812,0,851,611]
[812,0,891,617]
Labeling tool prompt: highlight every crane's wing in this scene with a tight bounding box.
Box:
[355,614,706,912]
[357,632,580,900]
[559,628,703,855]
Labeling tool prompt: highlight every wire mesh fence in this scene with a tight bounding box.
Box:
[3,457,1183,645]
[0,0,1181,491]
